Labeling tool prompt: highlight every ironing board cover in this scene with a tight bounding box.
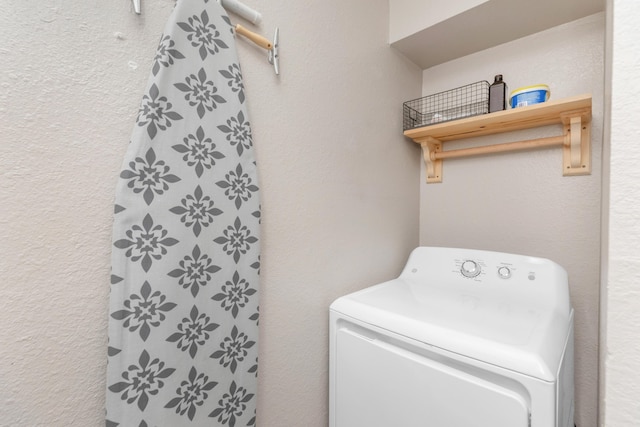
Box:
[106,1,260,425]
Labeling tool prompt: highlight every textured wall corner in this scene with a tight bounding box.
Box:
[603,1,640,425]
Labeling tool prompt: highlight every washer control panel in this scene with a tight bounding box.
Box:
[455,258,520,282]
[400,247,569,308]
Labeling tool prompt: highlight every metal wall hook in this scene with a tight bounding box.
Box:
[268,27,280,76]
[132,0,141,15]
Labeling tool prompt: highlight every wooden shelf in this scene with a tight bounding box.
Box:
[403,94,592,183]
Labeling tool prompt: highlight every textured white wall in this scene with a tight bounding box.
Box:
[0,0,421,425]
[418,14,604,427]
[601,1,640,425]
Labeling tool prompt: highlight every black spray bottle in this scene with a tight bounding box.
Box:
[489,74,507,113]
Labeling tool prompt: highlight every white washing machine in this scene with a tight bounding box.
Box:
[329,247,574,427]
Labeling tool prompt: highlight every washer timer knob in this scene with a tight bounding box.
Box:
[461,260,481,278]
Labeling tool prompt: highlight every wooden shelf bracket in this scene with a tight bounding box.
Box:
[420,137,442,184]
[404,94,592,183]
[562,111,591,176]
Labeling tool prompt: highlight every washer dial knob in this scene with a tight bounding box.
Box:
[498,266,512,279]
[461,260,481,278]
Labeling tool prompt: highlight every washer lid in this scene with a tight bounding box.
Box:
[330,247,572,381]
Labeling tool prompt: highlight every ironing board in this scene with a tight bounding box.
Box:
[106,1,260,425]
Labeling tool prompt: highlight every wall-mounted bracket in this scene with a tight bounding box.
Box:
[403,94,592,183]
[562,110,591,175]
[419,137,442,183]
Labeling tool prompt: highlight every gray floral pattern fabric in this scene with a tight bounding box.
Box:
[106,1,259,425]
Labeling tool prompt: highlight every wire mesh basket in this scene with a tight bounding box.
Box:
[403,81,490,131]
